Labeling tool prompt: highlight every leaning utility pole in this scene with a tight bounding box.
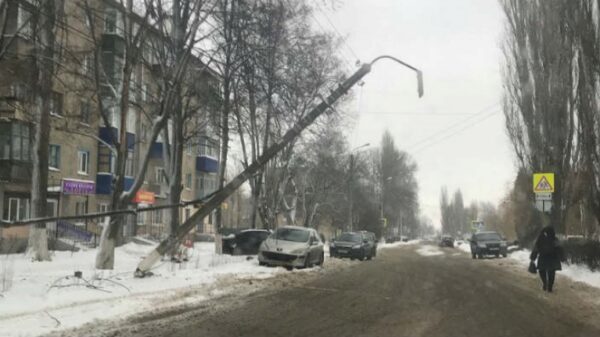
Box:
[135,56,423,276]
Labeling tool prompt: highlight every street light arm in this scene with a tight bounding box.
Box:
[369,55,424,98]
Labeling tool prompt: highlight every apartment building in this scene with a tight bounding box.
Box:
[0,0,221,250]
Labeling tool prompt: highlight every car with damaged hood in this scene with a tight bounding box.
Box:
[258,226,325,269]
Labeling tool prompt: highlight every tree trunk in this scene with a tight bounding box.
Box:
[95,62,131,269]
[216,79,230,230]
[27,0,59,262]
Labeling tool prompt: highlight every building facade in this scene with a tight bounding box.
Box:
[0,0,221,251]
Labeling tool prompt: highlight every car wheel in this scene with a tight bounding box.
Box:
[259,261,267,266]
[359,250,366,261]
[471,253,476,259]
[233,247,243,256]
[285,266,293,271]
[477,253,483,259]
[502,253,507,258]
[495,253,500,258]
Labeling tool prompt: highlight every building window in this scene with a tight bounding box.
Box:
[185,173,192,189]
[49,92,63,116]
[82,54,93,77]
[17,6,33,39]
[78,150,89,175]
[97,203,109,223]
[153,209,163,224]
[125,150,134,177]
[80,101,91,124]
[186,142,193,155]
[75,201,87,216]
[185,208,191,221]
[104,8,123,35]
[47,200,58,218]
[4,197,29,221]
[199,138,218,157]
[155,167,166,184]
[49,144,60,170]
[0,122,11,160]
[3,122,31,161]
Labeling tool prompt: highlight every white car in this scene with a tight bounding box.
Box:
[258,226,325,269]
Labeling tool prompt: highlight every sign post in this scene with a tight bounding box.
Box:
[533,173,554,213]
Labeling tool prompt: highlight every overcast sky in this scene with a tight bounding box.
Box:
[318,0,516,227]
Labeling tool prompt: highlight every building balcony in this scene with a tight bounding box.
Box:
[98,126,135,150]
[196,155,218,173]
[0,160,32,183]
[150,142,163,159]
[101,34,125,56]
[96,173,134,195]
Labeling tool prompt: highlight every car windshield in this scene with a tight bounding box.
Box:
[272,228,310,243]
[476,233,502,241]
[337,233,362,242]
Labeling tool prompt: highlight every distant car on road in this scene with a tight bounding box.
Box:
[330,231,376,260]
[258,226,324,269]
[222,229,270,255]
[439,235,454,248]
[470,231,507,259]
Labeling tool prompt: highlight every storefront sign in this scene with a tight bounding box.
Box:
[62,179,95,195]
[134,190,155,204]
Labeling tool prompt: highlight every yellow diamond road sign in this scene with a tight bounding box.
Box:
[533,173,554,193]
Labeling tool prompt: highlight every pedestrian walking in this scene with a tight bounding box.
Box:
[530,226,563,292]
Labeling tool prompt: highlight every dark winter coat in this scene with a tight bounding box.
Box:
[530,227,563,271]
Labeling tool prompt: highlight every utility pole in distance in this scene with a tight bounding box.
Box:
[135,56,424,276]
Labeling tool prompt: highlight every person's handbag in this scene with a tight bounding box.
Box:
[528,260,537,274]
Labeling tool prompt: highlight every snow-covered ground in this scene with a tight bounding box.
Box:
[0,241,286,337]
[378,239,420,249]
[508,249,600,289]
[415,245,444,257]
[455,240,471,253]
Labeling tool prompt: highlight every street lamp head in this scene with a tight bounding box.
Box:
[369,55,424,98]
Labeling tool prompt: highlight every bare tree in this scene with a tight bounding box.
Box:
[27,0,65,261]
[149,0,215,251]
[80,0,208,269]
[232,0,345,229]
[500,0,577,233]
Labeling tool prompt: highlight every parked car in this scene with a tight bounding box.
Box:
[222,229,270,255]
[360,231,378,258]
[470,231,507,259]
[258,226,324,269]
[439,235,454,248]
[330,231,376,260]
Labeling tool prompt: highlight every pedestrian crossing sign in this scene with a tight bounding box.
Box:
[533,173,554,193]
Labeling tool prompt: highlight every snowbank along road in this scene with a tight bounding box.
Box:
[47,243,600,337]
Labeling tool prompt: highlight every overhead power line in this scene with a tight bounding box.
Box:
[412,109,501,154]
[406,102,500,150]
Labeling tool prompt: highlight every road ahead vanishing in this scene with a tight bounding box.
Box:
[53,244,600,337]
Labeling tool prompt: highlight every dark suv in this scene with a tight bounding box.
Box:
[439,235,454,248]
[470,231,507,259]
[330,232,376,260]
